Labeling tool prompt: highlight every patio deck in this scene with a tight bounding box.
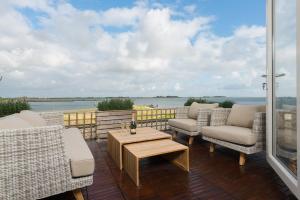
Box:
[44,133,296,200]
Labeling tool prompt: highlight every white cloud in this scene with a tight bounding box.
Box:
[99,6,145,27]
[273,0,296,97]
[213,75,222,80]
[174,83,182,91]
[0,0,268,97]
[234,25,265,38]
[183,4,197,15]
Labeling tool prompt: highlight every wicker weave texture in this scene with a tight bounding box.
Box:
[0,112,93,200]
[175,106,189,119]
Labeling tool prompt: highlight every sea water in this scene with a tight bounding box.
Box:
[29,97,266,112]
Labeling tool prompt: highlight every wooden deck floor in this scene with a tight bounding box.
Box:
[45,134,297,200]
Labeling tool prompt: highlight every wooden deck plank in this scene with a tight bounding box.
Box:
[43,133,296,200]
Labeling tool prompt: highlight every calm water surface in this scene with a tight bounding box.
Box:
[29,97,266,112]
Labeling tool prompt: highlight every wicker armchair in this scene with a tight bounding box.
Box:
[0,112,93,200]
[168,103,218,145]
[201,105,266,166]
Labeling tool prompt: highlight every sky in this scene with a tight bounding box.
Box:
[0,0,267,97]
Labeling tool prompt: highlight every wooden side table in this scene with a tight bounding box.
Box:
[123,139,189,186]
[107,127,172,169]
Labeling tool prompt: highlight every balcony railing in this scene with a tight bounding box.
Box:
[136,108,176,130]
[64,108,176,140]
[64,111,97,139]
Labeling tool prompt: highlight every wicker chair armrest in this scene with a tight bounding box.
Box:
[0,125,72,199]
[197,109,212,131]
[175,106,189,119]
[252,112,266,146]
[210,108,231,126]
[39,111,64,126]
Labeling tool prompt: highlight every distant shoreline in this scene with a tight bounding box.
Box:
[28,97,267,111]
[26,96,266,102]
[27,97,184,102]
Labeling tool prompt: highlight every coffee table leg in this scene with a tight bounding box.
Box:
[108,134,123,170]
[124,148,140,186]
[164,149,189,172]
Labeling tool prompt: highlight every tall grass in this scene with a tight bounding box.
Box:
[218,100,234,108]
[97,98,134,111]
[184,98,208,106]
[0,98,31,117]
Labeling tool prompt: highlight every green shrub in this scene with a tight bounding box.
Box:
[0,98,31,117]
[97,98,134,111]
[184,97,234,108]
[219,100,234,108]
[184,98,209,106]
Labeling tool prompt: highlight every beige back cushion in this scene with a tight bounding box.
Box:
[0,114,32,129]
[19,110,47,127]
[188,102,219,119]
[227,104,266,128]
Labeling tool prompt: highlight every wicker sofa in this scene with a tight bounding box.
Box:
[168,102,218,145]
[0,110,94,200]
[201,104,266,166]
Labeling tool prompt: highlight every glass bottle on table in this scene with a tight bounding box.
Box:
[130,112,137,135]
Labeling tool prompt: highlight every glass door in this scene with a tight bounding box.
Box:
[267,0,299,197]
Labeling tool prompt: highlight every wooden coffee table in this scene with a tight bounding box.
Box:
[123,139,189,186]
[107,127,172,169]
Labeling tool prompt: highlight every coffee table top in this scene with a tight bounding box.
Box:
[124,139,188,159]
[108,127,172,144]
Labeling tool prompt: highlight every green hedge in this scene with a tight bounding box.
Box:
[184,97,234,108]
[184,98,208,106]
[218,100,234,108]
[0,98,31,117]
[97,98,134,111]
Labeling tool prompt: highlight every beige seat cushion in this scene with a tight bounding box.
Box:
[63,128,95,178]
[227,104,266,128]
[0,114,32,129]
[202,125,256,146]
[277,128,296,152]
[19,110,47,127]
[168,118,197,132]
[188,102,219,119]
